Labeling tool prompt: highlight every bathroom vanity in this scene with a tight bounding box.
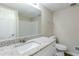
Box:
[0,37,56,56]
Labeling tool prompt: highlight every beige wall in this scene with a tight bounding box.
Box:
[53,5,79,54]
[40,5,54,36]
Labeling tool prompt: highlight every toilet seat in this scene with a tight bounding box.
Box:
[55,44,67,51]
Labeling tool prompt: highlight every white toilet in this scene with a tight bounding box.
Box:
[55,44,67,56]
[49,36,67,56]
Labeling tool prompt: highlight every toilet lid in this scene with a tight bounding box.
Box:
[55,44,67,51]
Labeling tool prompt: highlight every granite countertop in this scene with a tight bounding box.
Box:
[0,37,56,56]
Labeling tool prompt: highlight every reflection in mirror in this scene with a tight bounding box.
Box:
[0,3,41,41]
[18,4,41,37]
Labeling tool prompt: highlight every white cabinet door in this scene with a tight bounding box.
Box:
[33,42,56,56]
[0,6,17,40]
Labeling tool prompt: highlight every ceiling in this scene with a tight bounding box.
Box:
[0,3,41,18]
[0,3,79,18]
[41,3,79,12]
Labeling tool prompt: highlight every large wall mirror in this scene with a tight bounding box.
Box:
[18,4,41,37]
[0,3,41,41]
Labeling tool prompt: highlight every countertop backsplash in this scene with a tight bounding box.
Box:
[0,34,51,47]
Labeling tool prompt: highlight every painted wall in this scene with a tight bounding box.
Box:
[19,15,41,37]
[53,5,79,54]
[40,5,54,36]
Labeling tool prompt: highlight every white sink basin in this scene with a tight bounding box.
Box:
[15,41,40,54]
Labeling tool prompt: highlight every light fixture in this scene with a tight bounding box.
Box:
[26,3,40,10]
